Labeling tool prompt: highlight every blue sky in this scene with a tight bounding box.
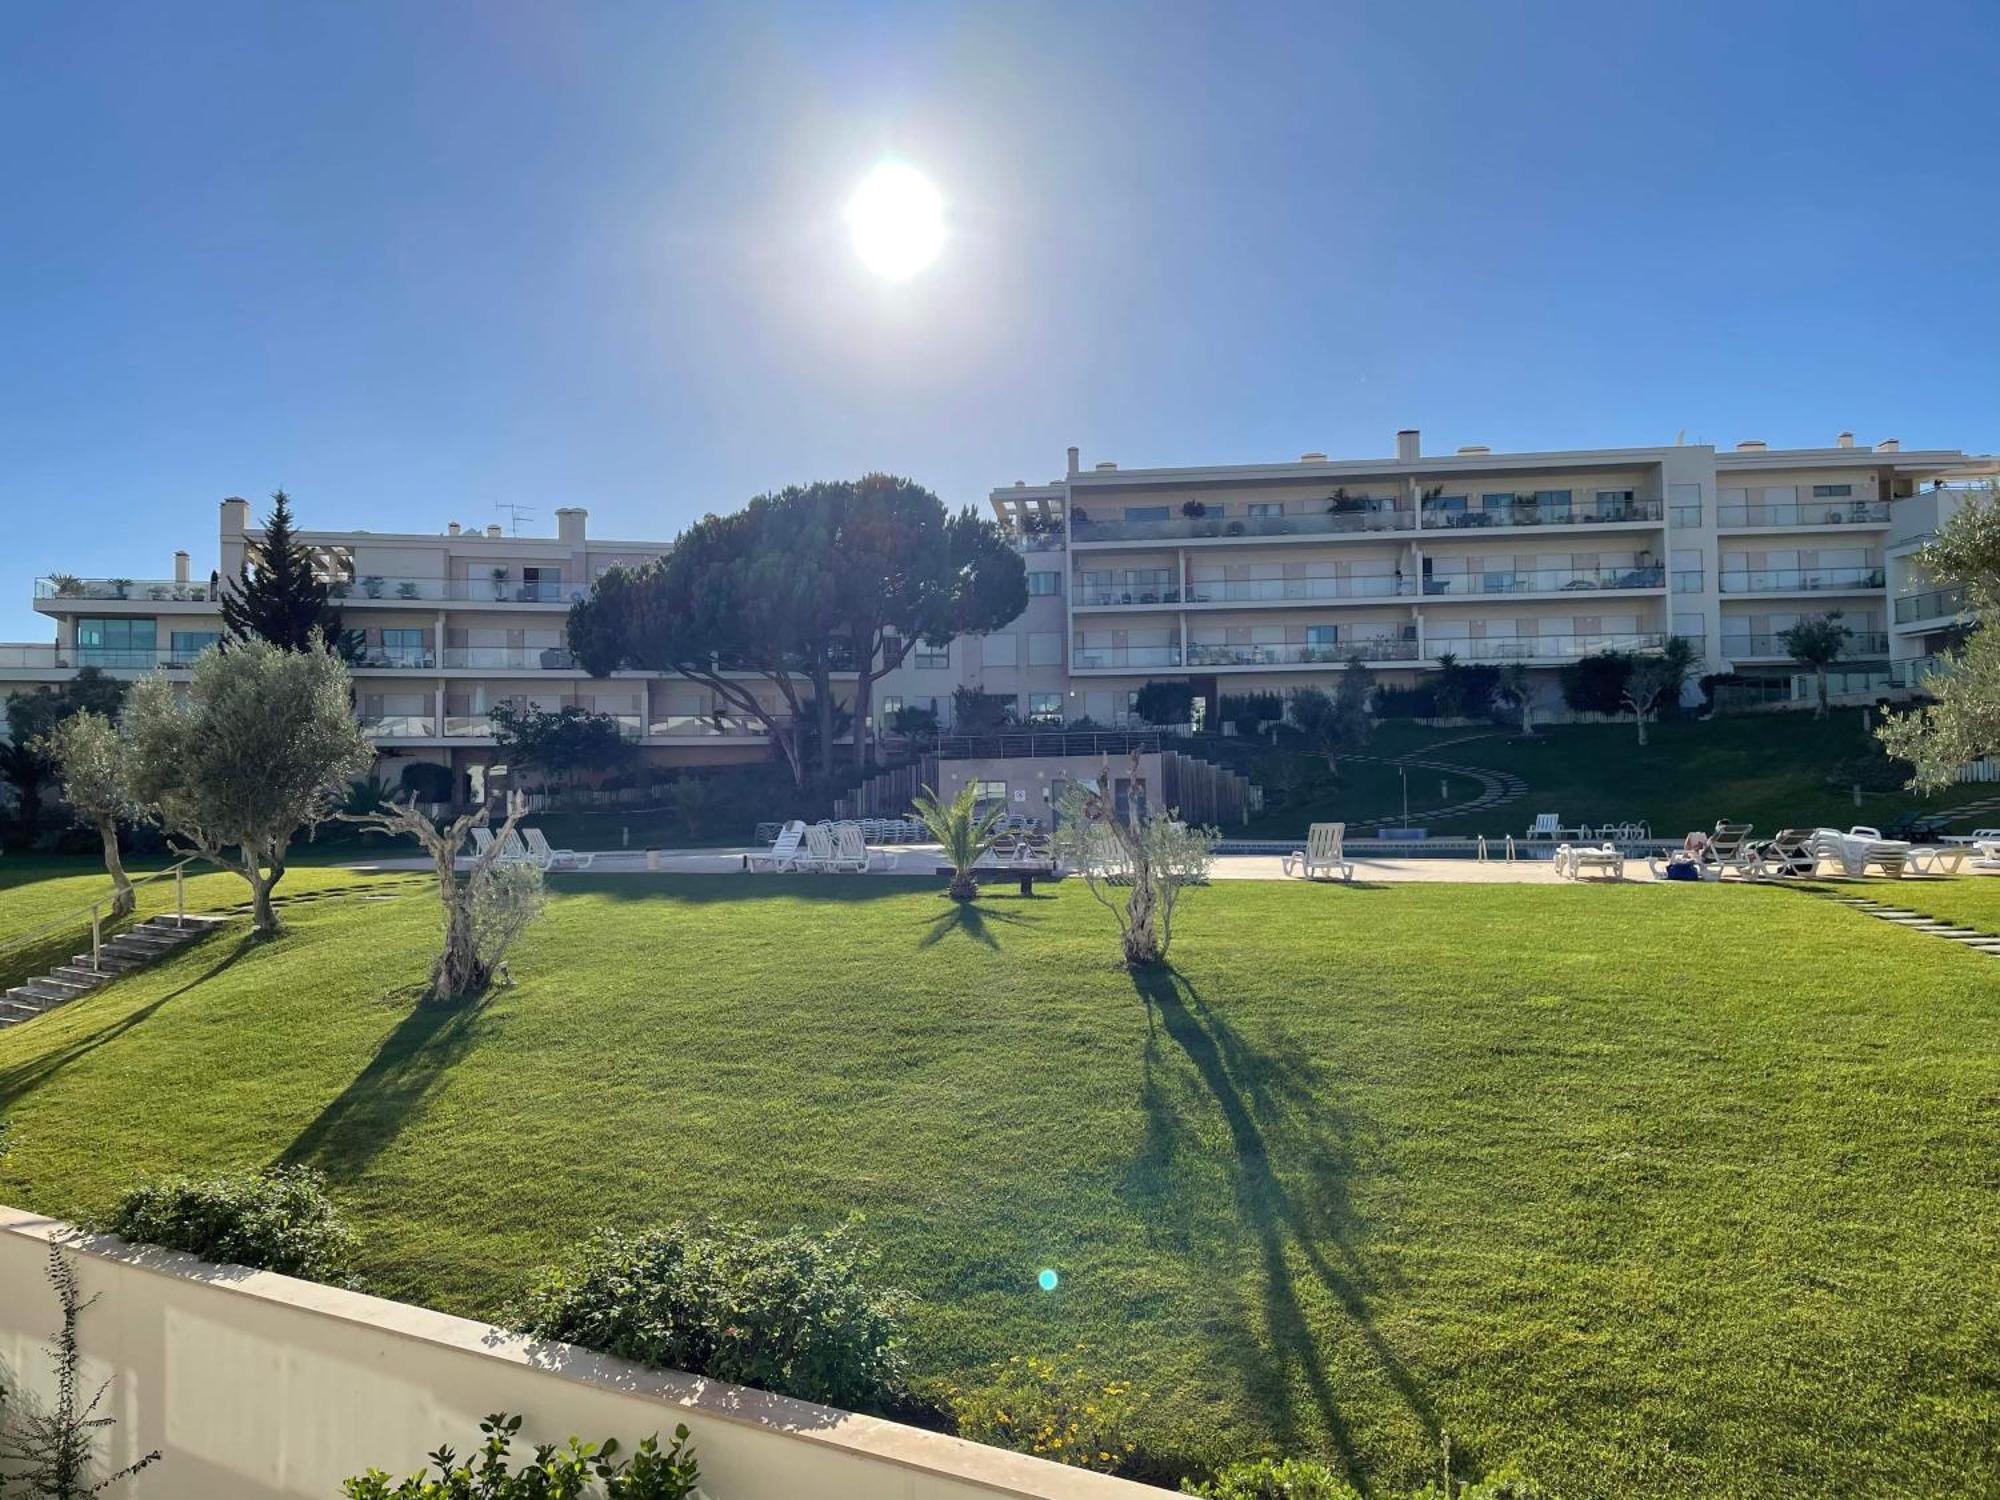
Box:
[4,0,1997,638]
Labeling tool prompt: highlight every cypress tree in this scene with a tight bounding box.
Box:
[220,490,351,653]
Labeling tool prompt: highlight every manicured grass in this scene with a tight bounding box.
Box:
[0,875,1994,1496]
[1244,712,1997,839]
[1821,873,2000,935]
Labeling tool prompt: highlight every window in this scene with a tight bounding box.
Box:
[916,642,950,669]
[880,695,902,718]
[983,632,1018,667]
[1304,625,1337,645]
[76,617,156,667]
[971,780,1009,807]
[1245,502,1281,518]
[1027,570,1061,596]
[1028,631,1063,666]
[519,566,563,602]
[167,630,220,664]
[1122,505,1170,521]
[1028,693,1062,725]
[1811,484,1853,498]
[380,628,427,666]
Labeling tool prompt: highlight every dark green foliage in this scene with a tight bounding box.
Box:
[1219,692,1284,738]
[341,1413,699,1500]
[1134,680,1196,726]
[488,704,636,793]
[888,702,941,739]
[1558,651,1635,715]
[951,686,1015,735]
[219,490,351,655]
[1185,1457,1361,1498]
[105,1165,355,1282]
[512,1222,907,1413]
[1,669,128,850]
[0,1245,161,1497]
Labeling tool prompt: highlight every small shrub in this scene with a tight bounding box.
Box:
[342,1412,699,1499]
[104,1165,355,1282]
[1184,1456,1359,1498]
[513,1222,908,1413]
[942,1350,1149,1475]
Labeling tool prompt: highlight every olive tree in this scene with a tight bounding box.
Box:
[344,792,544,1002]
[35,710,143,917]
[1620,659,1676,746]
[1053,753,1218,967]
[124,636,373,936]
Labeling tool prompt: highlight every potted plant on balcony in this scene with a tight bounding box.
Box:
[329,577,351,598]
[47,573,84,597]
[363,575,385,598]
[396,580,420,599]
[491,566,510,601]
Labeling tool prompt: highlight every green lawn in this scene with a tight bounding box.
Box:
[0,874,1994,1496]
[1242,713,1999,840]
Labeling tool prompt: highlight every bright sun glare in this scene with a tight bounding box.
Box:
[845,162,946,281]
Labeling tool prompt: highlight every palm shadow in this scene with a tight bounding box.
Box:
[1127,965,1435,1489]
[0,931,258,1108]
[917,900,1045,950]
[279,993,491,1182]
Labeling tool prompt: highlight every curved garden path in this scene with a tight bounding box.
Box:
[1340,732,1531,831]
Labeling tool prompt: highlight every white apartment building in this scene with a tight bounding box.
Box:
[2,428,1992,794]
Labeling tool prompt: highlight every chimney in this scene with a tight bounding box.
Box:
[447,522,462,536]
[1299,451,1327,462]
[1066,446,1080,477]
[1396,429,1420,461]
[173,550,190,583]
[220,496,251,534]
[486,524,503,538]
[1836,431,1855,449]
[555,507,587,543]
[1094,461,1118,471]
[1736,440,1767,451]
[1876,437,1901,453]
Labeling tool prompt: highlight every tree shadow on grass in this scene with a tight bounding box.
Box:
[279,993,492,1182]
[917,900,1047,950]
[0,931,258,1109]
[1126,965,1435,1490]
[557,873,936,906]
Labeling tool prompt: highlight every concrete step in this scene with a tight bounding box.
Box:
[140,914,230,931]
[49,965,112,987]
[110,929,191,951]
[72,951,148,972]
[22,976,93,999]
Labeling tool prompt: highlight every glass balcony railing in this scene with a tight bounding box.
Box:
[1893,586,1969,624]
[438,646,577,670]
[36,577,218,602]
[2,648,213,671]
[1075,577,1417,606]
[1071,645,1184,669]
[1891,654,1956,688]
[1717,501,1892,529]
[359,714,439,739]
[1071,509,1413,543]
[1433,632,1668,662]
[1672,570,1705,593]
[0,644,62,669]
[1722,631,1890,658]
[1419,566,1663,597]
[1186,639,1420,667]
[1717,566,1885,593]
[1013,530,1067,553]
[330,577,582,603]
[1420,499,1663,530]
[647,714,772,738]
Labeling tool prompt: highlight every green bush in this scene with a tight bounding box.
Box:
[342,1412,699,1499]
[398,761,456,803]
[1184,1457,1359,1498]
[512,1222,908,1413]
[105,1165,355,1282]
[942,1350,1149,1476]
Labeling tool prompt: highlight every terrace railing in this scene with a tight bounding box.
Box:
[35,578,218,602]
[1717,566,1885,593]
[1430,632,1667,662]
[1717,500,1892,528]
[1893,585,1969,624]
[1420,565,1664,596]
[1419,499,1663,530]
[1186,638,1419,667]
[1071,509,1413,544]
[1722,631,1890,658]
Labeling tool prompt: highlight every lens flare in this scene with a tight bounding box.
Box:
[1037,1268,1059,1292]
[844,161,947,281]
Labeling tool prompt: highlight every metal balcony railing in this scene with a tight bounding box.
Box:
[1419,499,1663,530]
[328,577,583,603]
[1419,566,1663,596]
[1717,501,1892,529]
[1717,566,1885,593]
[438,647,577,670]
[1071,645,1184,669]
[1893,586,1969,624]
[1071,509,1413,543]
[1722,631,1890,658]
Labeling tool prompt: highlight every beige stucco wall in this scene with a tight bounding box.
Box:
[0,1206,1158,1500]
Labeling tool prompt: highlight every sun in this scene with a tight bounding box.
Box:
[844,161,946,281]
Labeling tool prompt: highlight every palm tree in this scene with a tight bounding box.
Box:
[1779,612,1852,719]
[1496,663,1535,736]
[912,782,1006,901]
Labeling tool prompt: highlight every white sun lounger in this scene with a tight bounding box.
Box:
[1907,845,1967,876]
[522,827,594,870]
[1283,822,1353,881]
[833,822,894,872]
[747,821,808,872]
[1555,842,1625,880]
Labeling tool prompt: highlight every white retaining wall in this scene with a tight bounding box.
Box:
[0,1205,1158,1500]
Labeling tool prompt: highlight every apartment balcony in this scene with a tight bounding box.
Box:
[1892,585,1969,626]
[1188,638,1420,668]
[329,577,581,605]
[1013,530,1067,554]
[36,577,217,605]
[359,714,439,739]
[439,647,578,670]
[1890,654,1956,689]
[1418,499,1664,532]
[1434,632,1667,663]
[1716,566,1885,595]
[1070,645,1184,670]
[1721,631,1890,660]
[647,713,771,738]
[1716,500,1892,530]
[1420,565,1664,598]
[0,647,206,673]
[1075,577,1416,609]
[1070,509,1413,545]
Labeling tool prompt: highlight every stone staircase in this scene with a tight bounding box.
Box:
[0,913,232,1029]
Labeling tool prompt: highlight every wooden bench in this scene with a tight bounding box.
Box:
[935,863,1062,895]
